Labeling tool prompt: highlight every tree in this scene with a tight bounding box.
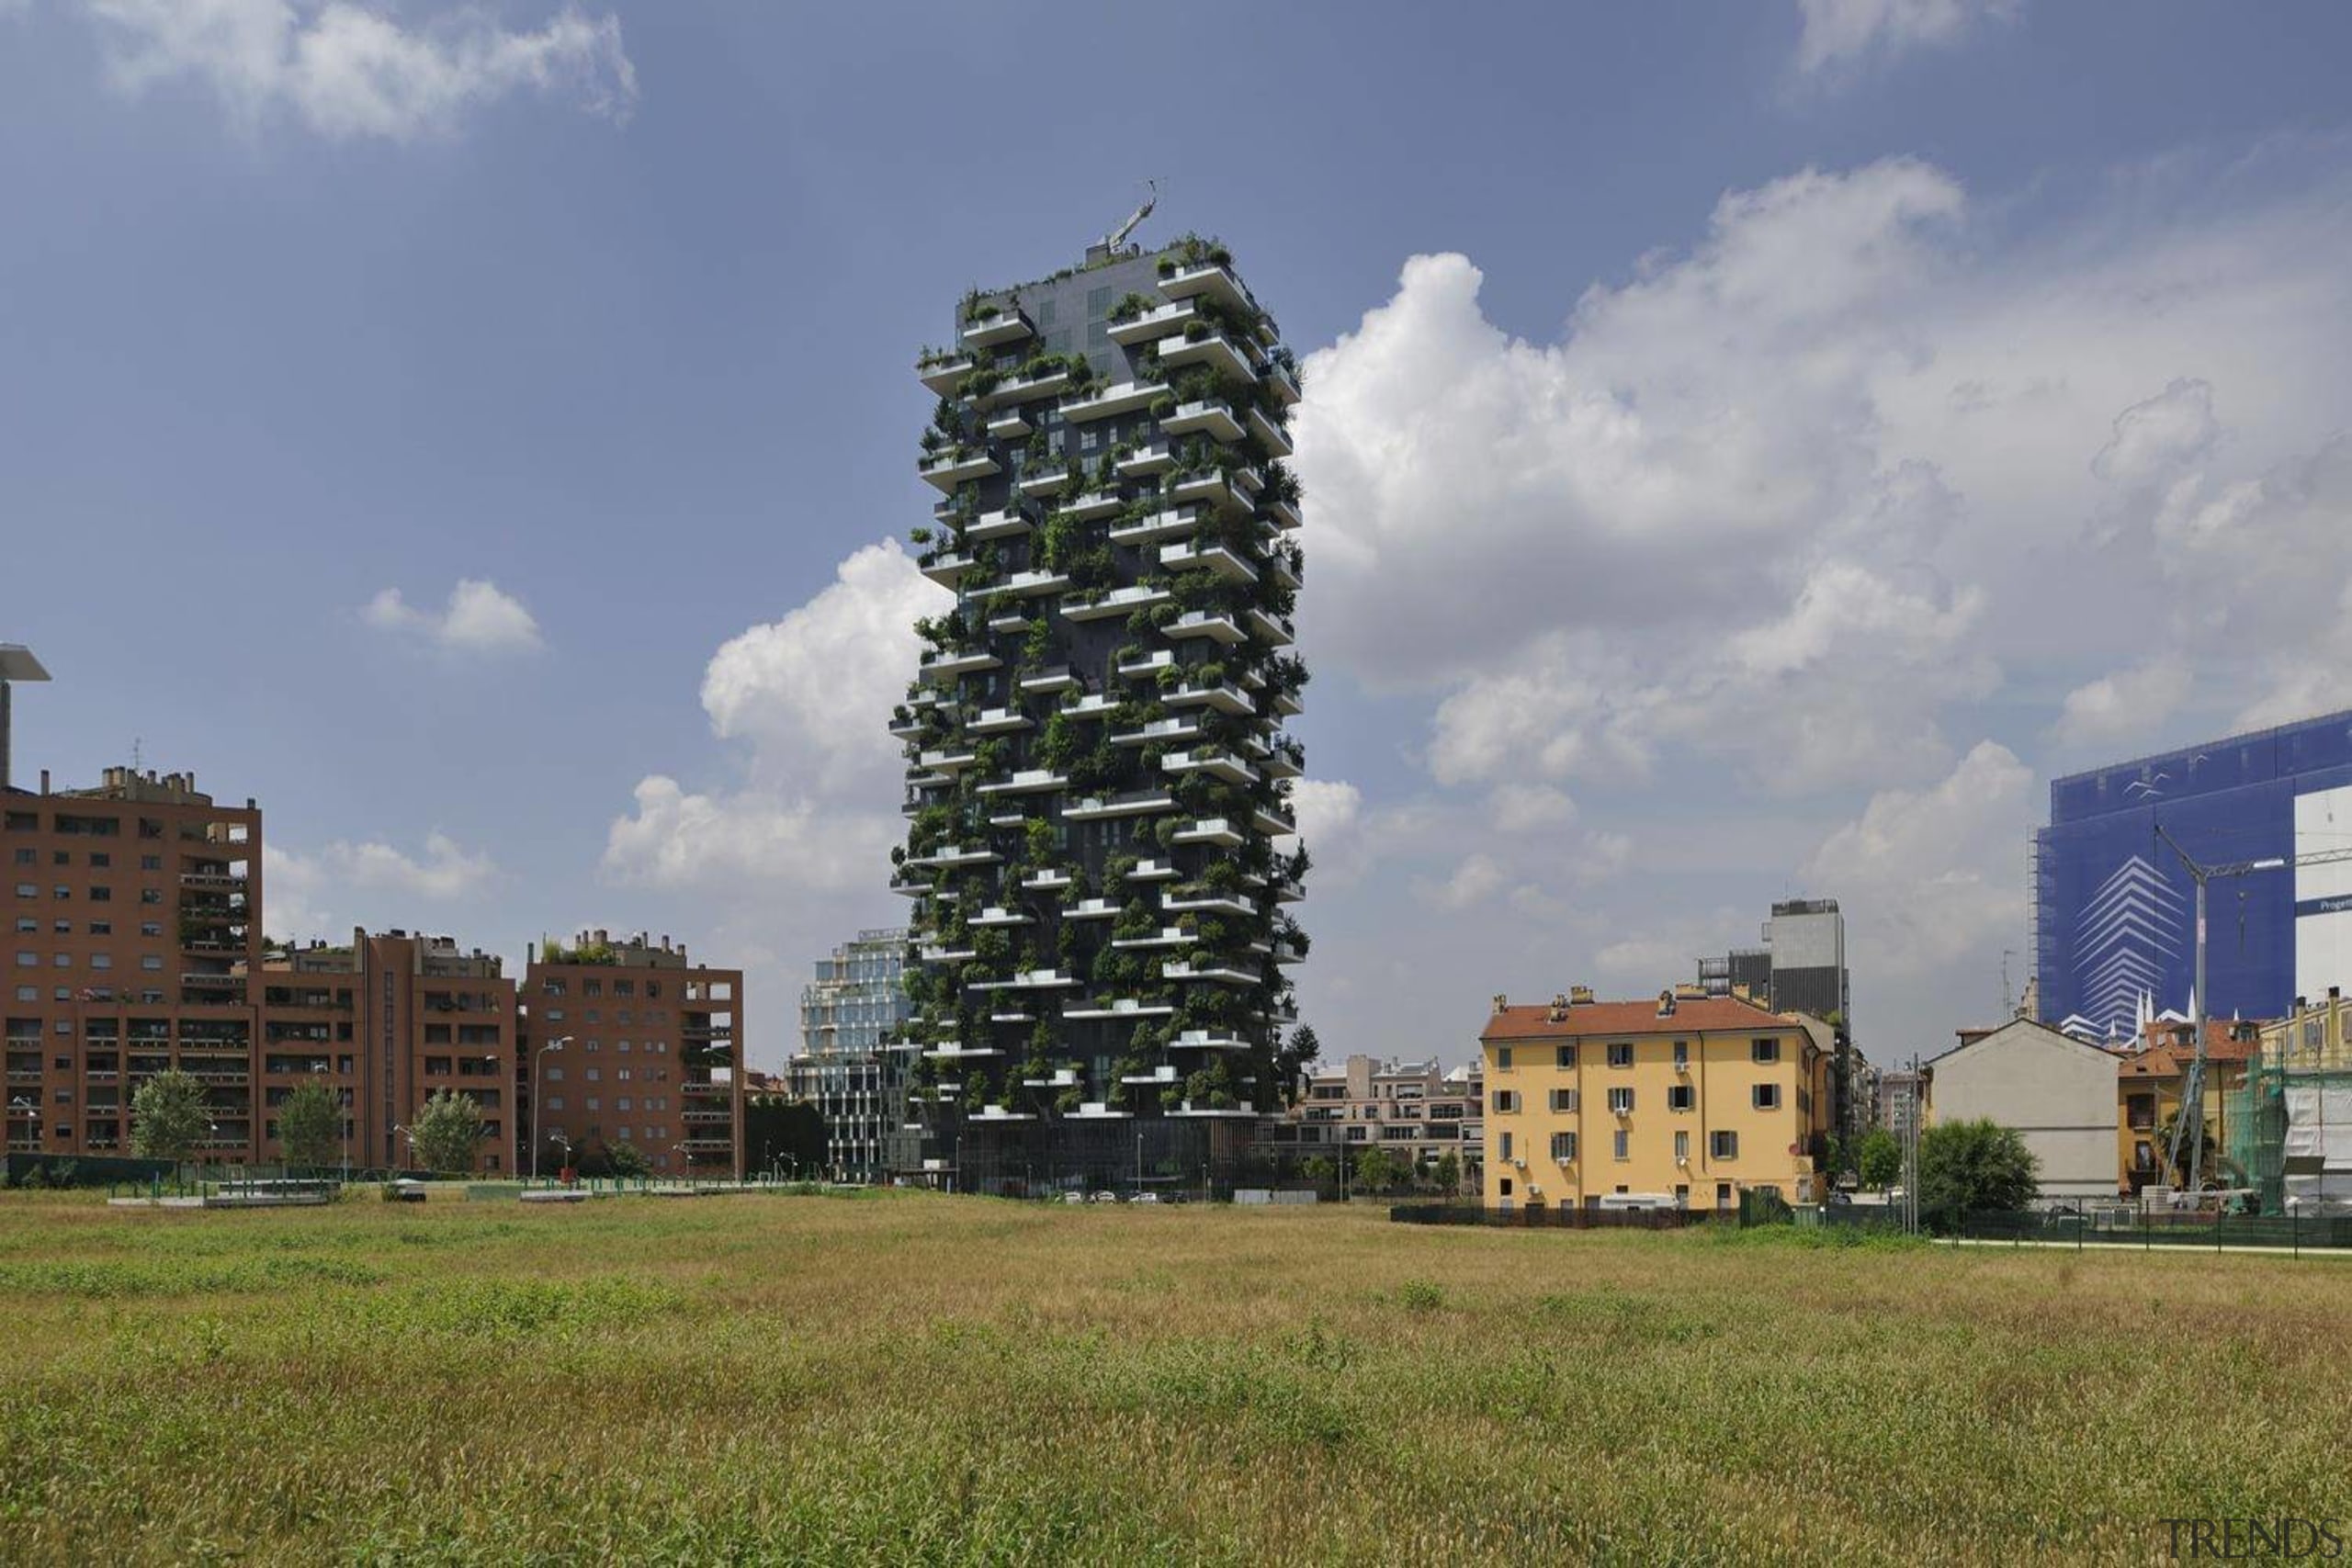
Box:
[1857,1127,1902,1193]
[277,1077,342,1171]
[410,1089,484,1175]
[1918,1118,2039,1219]
[131,1068,208,1174]
[1300,1155,1337,1187]
[1820,1132,1848,1182]
[607,1140,651,1179]
[1351,1146,1405,1194]
[1433,1151,1461,1197]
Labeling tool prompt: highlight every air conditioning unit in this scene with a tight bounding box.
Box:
[1675,1061,1689,1075]
[1555,1156,1574,1167]
[1675,1156,1689,1168]
[1511,1156,1526,1168]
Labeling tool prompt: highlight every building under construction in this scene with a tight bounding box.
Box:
[2229,990,2352,1213]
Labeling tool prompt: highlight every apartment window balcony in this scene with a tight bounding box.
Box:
[1159,541,1258,583]
[888,712,932,740]
[1161,400,1245,443]
[1062,381,1164,423]
[1019,1067,1082,1089]
[1159,263,1250,313]
[1163,681,1254,716]
[1170,1103,1260,1120]
[1172,818,1244,849]
[1273,875,1305,904]
[903,843,999,870]
[1247,608,1295,646]
[917,353,977,395]
[919,550,979,590]
[1063,490,1125,522]
[1164,961,1261,987]
[1001,569,1072,598]
[179,972,245,992]
[1112,716,1202,750]
[1108,505,1205,547]
[1062,584,1170,623]
[919,943,977,964]
[1159,331,1256,382]
[993,365,1073,404]
[1261,544,1303,591]
[1161,749,1258,787]
[1272,689,1305,717]
[1063,897,1120,921]
[1019,666,1080,695]
[1172,1030,1251,1052]
[917,748,978,774]
[984,408,1033,441]
[1060,791,1176,822]
[1119,1064,1181,1085]
[1116,649,1176,681]
[1166,467,1257,514]
[918,448,999,492]
[967,706,1033,735]
[1261,361,1302,407]
[1061,692,1119,720]
[959,305,1034,349]
[967,506,1035,542]
[920,648,1001,682]
[1163,610,1245,645]
[1271,938,1305,965]
[1251,805,1297,838]
[1161,888,1255,917]
[1108,300,1196,345]
[1019,868,1073,892]
[976,769,1069,797]
[1114,442,1175,478]
[1019,464,1074,499]
[1262,497,1302,532]
[1123,857,1180,882]
[1110,926,1190,951]
[1070,998,1177,1021]
[968,907,1033,928]
[1008,967,1080,988]
[1248,406,1295,458]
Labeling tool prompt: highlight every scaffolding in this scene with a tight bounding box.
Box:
[2227,1017,2352,1215]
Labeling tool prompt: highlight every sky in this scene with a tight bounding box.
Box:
[6,0,2352,1071]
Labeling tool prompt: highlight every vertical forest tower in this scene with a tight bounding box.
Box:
[891,231,1310,1192]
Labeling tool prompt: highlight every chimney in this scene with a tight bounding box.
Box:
[1568,985,1595,1006]
[1657,988,1677,1018]
[1491,993,1509,1014]
[40,769,49,795]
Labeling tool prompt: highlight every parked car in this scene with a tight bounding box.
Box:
[385,1179,429,1204]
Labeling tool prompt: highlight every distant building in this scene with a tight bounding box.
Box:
[1477,989,1834,1213]
[1923,1019,2118,1201]
[2245,989,2352,1210]
[2117,1021,2260,1194]
[1698,897,1860,1142]
[1258,1053,1483,1186]
[1878,1066,1924,1143]
[519,931,745,1181]
[789,927,914,1181]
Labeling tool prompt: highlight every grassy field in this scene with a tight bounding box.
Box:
[0,1191,2346,1564]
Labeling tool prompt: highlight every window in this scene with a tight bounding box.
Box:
[1490,1089,1519,1113]
[1716,1182,1733,1206]
[544,1096,564,1112]
[2126,1094,2154,1132]
[1547,1088,1577,1113]
[1672,1039,1688,1069]
[1498,1177,1513,1198]
[1604,1042,1633,1068]
[140,922,159,938]
[1495,1046,1512,1071]
[1674,1130,1690,1161]
[140,855,161,872]
[141,956,162,971]
[1751,1037,1781,1065]
[87,886,110,903]
[545,1066,564,1083]
[1554,1044,1576,1068]
[1668,1083,1693,1112]
[1612,1129,1629,1161]
[1752,1083,1781,1111]
[1549,1131,1577,1161]
[1498,1131,1513,1161]
[1711,1130,1739,1161]
[1606,1086,1634,1115]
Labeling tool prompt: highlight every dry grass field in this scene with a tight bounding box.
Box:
[0,1189,2346,1564]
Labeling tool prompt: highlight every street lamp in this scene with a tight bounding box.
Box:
[672,1143,689,1190]
[530,1036,572,1184]
[391,1122,415,1172]
[546,1129,572,1185]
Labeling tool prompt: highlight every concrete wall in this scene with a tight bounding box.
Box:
[1929,1020,2118,1199]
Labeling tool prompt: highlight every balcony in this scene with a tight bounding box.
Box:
[1171,818,1243,849]
[1161,749,1258,787]
[903,842,999,870]
[1159,541,1257,583]
[967,706,1033,735]
[683,1108,733,1124]
[1122,857,1178,881]
[1262,496,1302,532]
[967,505,1035,542]
[1112,927,1189,952]
[1271,938,1305,965]
[919,942,978,964]
[888,711,932,739]
[1170,1103,1261,1120]
[178,870,246,890]
[1164,682,1253,716]
[1112,716,1201,749]
[1159,263,1250,312]
[1261,361,1302,407]
[1248,407,1295,458]
[920,648,1001,682]
[1261,743,1304,781]
[1020,868,1073,892]
[1116,649,1175,680]
[1164,611,1245,645]
[1001,569,1072,598]
[1064,897,1119,920]
[1163,888,1255,917]
[984,408,1033,441]
[1159,331,1255,381]
[918,551,977,589]
[1247,608,1295,646]
[923,1043,1004,1061]
[1108,300,1195,345]
[1272,689,1305,717]
[1019,665,1079,695]
[1273,875,1306,904]
[1161,400,1244,443]
[1061,791,1176,822]
[994,364,1073,404]
[1020,464,1074,498]
[179,972,245,993]
[1119,1065,1180,1086]
[1063,585,1170,625]
[1061,381,1164,423]
[1108,505,1204,547]
[969,907,1033,928]
[1172,1030,1251,1052]
[1008,967,1080,989]
[917,353,977,395]
[1064,490,1125,522]
[918,448,999,492]
[1164,961,1261,987]
[1114,442,1175,479]
[1066,1101,1132,1120]
[1252,805,1298,837]
[1262,545,1302,591]
[976,769,1069,797]
[1061,692,1118,720]
[1020,1066,1082,1089]
[918,748,978,773]
[960,304,1034,349]
[1167,467,1256,513]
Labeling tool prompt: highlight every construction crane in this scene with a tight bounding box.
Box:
[2151,828,2352,1194]
[1102,180,1158,256]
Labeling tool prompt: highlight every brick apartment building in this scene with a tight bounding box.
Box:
[518,931,745,1181]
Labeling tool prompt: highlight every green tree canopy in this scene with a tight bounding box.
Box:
[1857,1127,1902,1192]
[1918,1118,2039,1217]
[1432,1151,1461,1195]
[607,1140,651,1179]
[130,1069,209,1168]
[277,1077,342,1170]
[411,1089,484,1174]
[1351,1145,1406,1194]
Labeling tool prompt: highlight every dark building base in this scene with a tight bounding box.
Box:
[926,1117,1264,1200]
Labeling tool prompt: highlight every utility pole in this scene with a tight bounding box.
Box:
[2153,826,2289,1197]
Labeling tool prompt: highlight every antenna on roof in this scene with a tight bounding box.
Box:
[1104,179,1159,256]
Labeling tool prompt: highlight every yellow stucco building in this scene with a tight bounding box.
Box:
[1478,990,1834,1213]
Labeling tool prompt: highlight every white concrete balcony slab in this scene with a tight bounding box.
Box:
[917,353,977,394]
[924,1043,1005,1060]
[1161,400,1244,442]
[919,448,999,491]
[1163,682,1253,715]
[1247,608,1294,646]
[1062,583,1170,622]
[1122,857,1178,881]
[1171,818,1243,848]
[994,365,1073,403]
[967,506,1035,542]
[960,305,1034,348]
[1019,665,1080,694]
[918,748,978,773]
[1061,792,1176,821]
[1167,468,1254,513]
[1114,441,1174,478]
[1159,263,1250,312]
[1116,648,1176,680]
[1172,1031,1252,1051]
[967,706,1033,734]
[1163,888,1255,917]
[1164,610,1245,645]
[1108,300,1195,344]
[1161,749,1258,787]
[919,552,978,589]
[1159,541,1257,583]
[969,906,1033,927]
[1164,961,1262,987]
[1068,998,1174,1021]
[1062,380,1164,423]
[1065,490,1125,521]
[1112,716,1201,749]
[1170,1103,1261,1119]
[1111,926,1190,951]
[1249,406,1295,458]
[1020,463,1075,497]
[1001,569,1072,597]
[1061,691,1119,719]
[978,769,1068,797]
[1063,897,1120,920]
[1159,331,1255,381]
[985,408,1033,441]
[1067,1101,1132,1119]
[904,842,998,869]
[1262,496,1301,532]
[1119,1064,1181,1085]
[1109,504,1205,547]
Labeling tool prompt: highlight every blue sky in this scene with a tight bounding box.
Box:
[6,0,2352,1068]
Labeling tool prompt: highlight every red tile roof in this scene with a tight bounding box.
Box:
[1481,995,1799,1041]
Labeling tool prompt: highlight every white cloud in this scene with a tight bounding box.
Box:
[1286,778,1369,887]
[363,579,542,653]
[66,0,636,141]
[1802,740,2033,979]
[1420,852,1506,912]
[1793,0,2019,79]
[1489,784,1577,834]
[265,831,498,941]
[2052,658,2193,750]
